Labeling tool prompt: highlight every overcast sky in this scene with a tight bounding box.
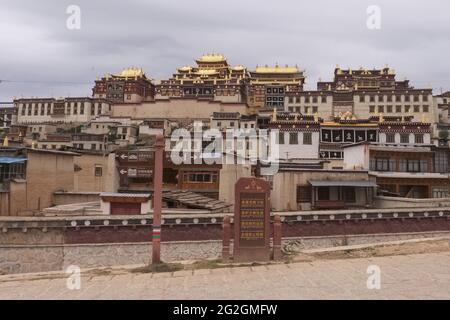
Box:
[1,0,450,101]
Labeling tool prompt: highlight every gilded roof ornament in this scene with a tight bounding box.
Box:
[116,67,145,78]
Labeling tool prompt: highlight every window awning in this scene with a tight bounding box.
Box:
[0,157,27,164]
[309,180,377,187]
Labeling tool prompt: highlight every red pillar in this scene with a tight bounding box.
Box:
[222,216,231,262]
[273,215,282,260]
[152,134,164,264]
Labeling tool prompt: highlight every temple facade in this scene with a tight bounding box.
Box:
[313,66,434,123]
[92,67,155,104]
[156,54,247,103]
[246,64,305,112]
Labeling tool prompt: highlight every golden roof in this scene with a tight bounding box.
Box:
[115,67,145,78]
[197,54,226,62]
[232,65,245,71]
[254,64,299,74]
[178,66,192,72]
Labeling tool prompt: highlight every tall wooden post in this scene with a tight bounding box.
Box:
[152,134,164,264]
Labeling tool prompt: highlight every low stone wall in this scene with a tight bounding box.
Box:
[0,246,63,274]
[374,196,450,209]
[53,192,100,206]
[0,240,222,274]
[1,231,449,275]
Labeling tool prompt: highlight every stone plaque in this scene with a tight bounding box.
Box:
[233,177,271,262]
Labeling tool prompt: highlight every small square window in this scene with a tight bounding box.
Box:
[95,166,103,177]
[303,132,312,145]
[415,134,424,144]
[386,133,395,143]
[400,134,409,144]
[289,132,298,144]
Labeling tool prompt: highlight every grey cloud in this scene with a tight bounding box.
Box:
[1,0,450,100]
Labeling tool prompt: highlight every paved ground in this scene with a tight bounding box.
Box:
[0,252,449,299]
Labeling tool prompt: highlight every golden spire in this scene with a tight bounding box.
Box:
[3,136,8,147]
[379,113,384,123]
[314,112,319,122]
[272,108,277,121]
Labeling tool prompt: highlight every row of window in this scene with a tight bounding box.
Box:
[73,143,104,150]
[358,94,429,103]
[266,101,284,108]
[278,132,313,145]
[20,103,104,116]
[266,87,285,94]
[287,106,319,114]
[288,96,328,104]
[296,186,356,203]
[183,172,218,183]
[215,121,255,129]
[385,133,424,144]
[369,158,429,173]
[369,105,429,113]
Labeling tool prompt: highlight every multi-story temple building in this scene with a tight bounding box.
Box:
[156,54,247,103]
[14,97,111,124]
[0,103,15,130]
[313,65,434,122]
[92,67,155,103]
[246,64,305,112]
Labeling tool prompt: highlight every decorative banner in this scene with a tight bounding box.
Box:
[319,151,329,159]
[367,130,377,142]
[321,129,331,142]
[344,130,355,142]
[356,131,366,142]
[332,129,343,142]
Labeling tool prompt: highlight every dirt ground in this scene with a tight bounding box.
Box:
[293,239,450,262]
